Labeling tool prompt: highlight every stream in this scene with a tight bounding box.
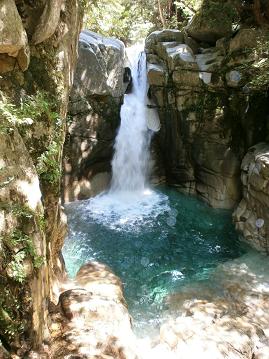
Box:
[62,186,247,337]
[63,44,256,339]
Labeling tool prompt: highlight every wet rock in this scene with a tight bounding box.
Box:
[226,70,242,87]
[233,143,269,253]
[124,66,132,93]
[157,253,269,359]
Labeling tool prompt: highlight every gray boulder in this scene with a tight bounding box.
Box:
[0,0,28,57]
[145,29,184,54]
[72,30,125,98]
[187,1,235,43]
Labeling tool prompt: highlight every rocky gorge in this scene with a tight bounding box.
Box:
[145,23,269,252]
[0,0,269,358]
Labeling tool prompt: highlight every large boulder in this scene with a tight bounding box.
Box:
[72,30,125,98]
[0,0,28,57]
[187,0,235,43]
[31,0,63,45]
[145,29,184,54]
[233,143,269,253]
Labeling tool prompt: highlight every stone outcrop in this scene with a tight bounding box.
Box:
[146,27,269,209]
[0,0,29,73]
[233,143,269,253]
[63,31,128,202]
[186,0,235,43]
[151,252,269,358]
[0,0,82,355]
[50,262,137,359]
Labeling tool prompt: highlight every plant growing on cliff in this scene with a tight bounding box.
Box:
[36,140,62,184]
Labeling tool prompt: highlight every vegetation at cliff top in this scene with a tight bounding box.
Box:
[82,0,269,43]
[83,0,202,43]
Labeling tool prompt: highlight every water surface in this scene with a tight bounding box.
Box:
[63,187,246,336]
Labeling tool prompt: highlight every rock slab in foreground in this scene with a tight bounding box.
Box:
[51,262,138,359]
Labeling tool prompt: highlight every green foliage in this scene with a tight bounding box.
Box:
[9,251,27,283]
[0,91,63,185]
[36,140,61,184]
[0,91,57,133]
[0,286,24,343]
[83,0,202,43]
[199,1,239,26]
[3,230,44,277]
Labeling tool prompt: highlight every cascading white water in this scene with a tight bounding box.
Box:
[84,44,166,231]
[110,45,152,192]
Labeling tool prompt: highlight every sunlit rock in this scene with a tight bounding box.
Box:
[72,30,126,98]
[145,29,184,54]
[63,30,126,202]
[0,0,28,57]
[31,0,62,45]
[52,262,137,358]
[233,142,269,253]
[186,0,234,43]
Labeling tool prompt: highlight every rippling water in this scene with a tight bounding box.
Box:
[63,186,246,336]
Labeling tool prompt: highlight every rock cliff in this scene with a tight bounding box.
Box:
[0,0,82,355]
[146,27,269,210]
[63,31,129,202]
[145,7,269,251]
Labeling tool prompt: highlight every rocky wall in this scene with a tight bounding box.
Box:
[0,0,82,355]
[146,26,269,210]
[233,143,269,253]
[63,31,129,202]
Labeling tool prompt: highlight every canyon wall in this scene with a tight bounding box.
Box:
[63,31,129,202]
[0,0,82,355]
[146,4,269,251]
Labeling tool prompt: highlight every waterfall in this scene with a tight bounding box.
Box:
[110,44,157,193]
[85,44,166,231]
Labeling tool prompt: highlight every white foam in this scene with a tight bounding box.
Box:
[83,189,170,232]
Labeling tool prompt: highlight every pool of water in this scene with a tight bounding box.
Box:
[62,187,246,336]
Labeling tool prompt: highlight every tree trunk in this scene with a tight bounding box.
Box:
[157,0,166,28]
